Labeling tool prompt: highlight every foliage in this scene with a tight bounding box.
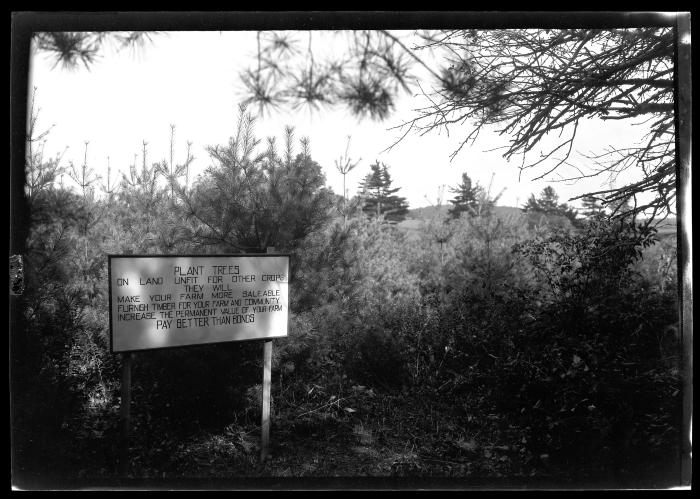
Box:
[113,142,195,254]
[243,28,676,220]
[18,185,116,474]
[240,30,412,121]
[408,203,452,294]
[448,173,483,219]
[334,135,362,226]
[447,211,532,296]
[417,28,675,214]
[523,186,579,228]
[357,161,409,224]
[493,216,679,470]
[282,215,422,390]
[345,325,410,390]
[25,87,66,206]
[580,194,606,219]
[514,214,657,303]
[32,31,155,70]
[291,215,421,314]
[180,107,335,252]
[156,124,195,196]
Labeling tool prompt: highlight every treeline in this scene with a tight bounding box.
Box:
[12,103,681,482]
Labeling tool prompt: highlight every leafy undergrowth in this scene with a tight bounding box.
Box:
[16,373,677,489]
[126,381,535,480]
[16,359,679,489]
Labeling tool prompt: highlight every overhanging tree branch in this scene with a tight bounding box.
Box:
[240,28,676,221]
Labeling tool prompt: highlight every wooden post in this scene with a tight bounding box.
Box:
[120,352,133,475]
[260,246,275,463]
[260,339,272,463]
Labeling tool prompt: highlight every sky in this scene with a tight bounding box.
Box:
[28,30,652,210]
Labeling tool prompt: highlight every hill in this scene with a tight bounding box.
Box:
[399,205,525,239]
[401,206,677,241]
[405,205,523,222]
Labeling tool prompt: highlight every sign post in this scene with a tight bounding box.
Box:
[108,253,290,473]
[261,339,272,462]
[260,247,275,463]
[120,352,132,474]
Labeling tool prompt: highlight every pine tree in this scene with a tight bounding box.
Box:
[181,108,335,252]
[358,161,409,223]
[580,195,606,219]
[524,186,559,213]
[523,186,579,227]
[448,172,487,218]
[334,136,361,228]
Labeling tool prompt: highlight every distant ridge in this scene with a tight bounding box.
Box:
[399,205,524,236]
[406,205,523,221]
[402,205,677,237]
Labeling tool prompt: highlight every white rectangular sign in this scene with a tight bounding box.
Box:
[109,254,289,352]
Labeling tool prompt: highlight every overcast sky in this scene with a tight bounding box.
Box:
[28,30,651,210]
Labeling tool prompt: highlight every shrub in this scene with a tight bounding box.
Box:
[344,325,409,389]
[493,216,682,471]
[444,211,532,297]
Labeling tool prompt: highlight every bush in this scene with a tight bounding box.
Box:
[488,216,682,471]
[344,325,409,390]
[130,342,262,429]
[444,212,532,296]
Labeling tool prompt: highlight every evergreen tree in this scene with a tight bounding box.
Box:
[334,136,361,228]
[448,172,488,218]
[580,195,606,219]
[181,107,335,252]
[358,161,409,223]
[523,186,558,213]
[523,186,579,227]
